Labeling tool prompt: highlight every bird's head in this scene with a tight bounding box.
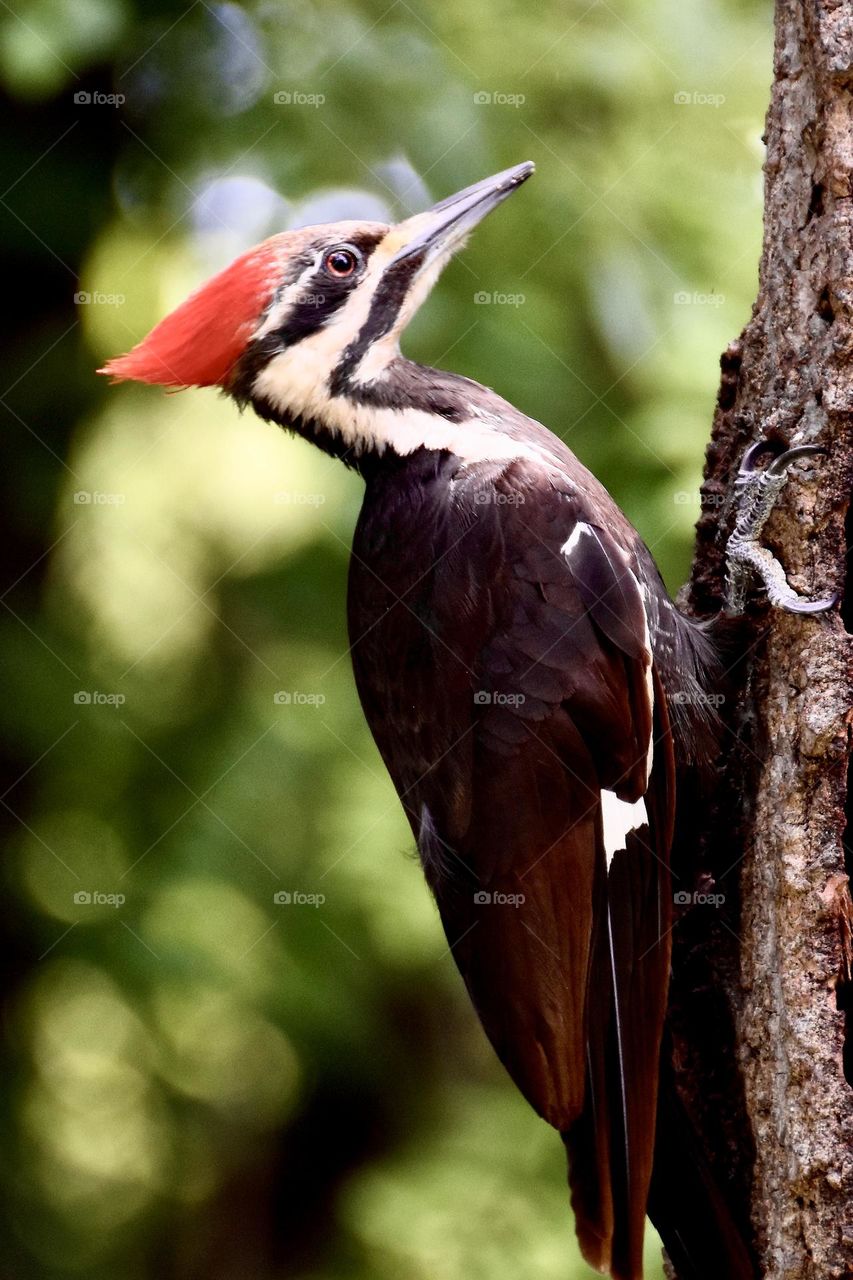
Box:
[100,162,535,462]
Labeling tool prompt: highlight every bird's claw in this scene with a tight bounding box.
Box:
[725,439,835,615]
[778,590,839,615]
[765,443,825,477]
[734,440,824,485]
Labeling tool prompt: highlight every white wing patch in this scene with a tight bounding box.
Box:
[560,520,589,558]
[630,566,656,782]
[601,788,648,868]
[562,521,655,782]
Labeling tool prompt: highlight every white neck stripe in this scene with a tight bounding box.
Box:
[253,351,545,462]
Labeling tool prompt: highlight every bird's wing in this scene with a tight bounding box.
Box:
[350,456,675,1280]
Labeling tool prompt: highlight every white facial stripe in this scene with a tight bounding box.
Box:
[351,333,397,384]
[253,231,393,348]
[253,223,464,391]
[253,256,323,340]
[347,252,449,386]
[253,345,543,461]
[248,224,548,462]
[601,789,648,868]
[251,243,547,462]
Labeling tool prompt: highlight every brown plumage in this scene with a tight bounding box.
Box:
[348,450,676,1279]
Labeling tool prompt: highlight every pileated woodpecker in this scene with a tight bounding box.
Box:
[100,162,833,1279]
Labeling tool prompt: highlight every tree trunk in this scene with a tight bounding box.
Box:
[669,1,853,1276]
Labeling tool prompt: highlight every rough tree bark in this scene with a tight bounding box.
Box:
[669,1,853,1276]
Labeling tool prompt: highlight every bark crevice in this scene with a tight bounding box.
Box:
[668,1,853,1275]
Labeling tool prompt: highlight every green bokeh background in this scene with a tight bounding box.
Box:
[0,1,769,1276]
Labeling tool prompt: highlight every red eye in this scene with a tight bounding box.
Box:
[323,247,360,277]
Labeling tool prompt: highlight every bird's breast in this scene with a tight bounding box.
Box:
[345,453,502,824]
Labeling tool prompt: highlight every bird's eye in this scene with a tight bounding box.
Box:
[323,246,361,278]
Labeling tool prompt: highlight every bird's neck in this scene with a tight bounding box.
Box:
[246,352,545,476]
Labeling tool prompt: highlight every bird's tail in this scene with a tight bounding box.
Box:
[562,833,671,1280]
[646,1047,756,1280]
[562,669,675,1280]
[564,1031,756,1280]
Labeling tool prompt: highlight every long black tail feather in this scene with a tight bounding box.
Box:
[647,1047,756,1280]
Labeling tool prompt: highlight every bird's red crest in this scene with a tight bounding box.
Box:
[98,235,289,388]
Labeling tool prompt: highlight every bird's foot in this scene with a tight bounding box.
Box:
[725,441,837,615]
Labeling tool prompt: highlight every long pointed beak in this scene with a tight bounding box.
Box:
[387,161,535,268]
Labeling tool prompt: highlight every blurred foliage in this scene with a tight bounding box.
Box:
[0,0,770,1276]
